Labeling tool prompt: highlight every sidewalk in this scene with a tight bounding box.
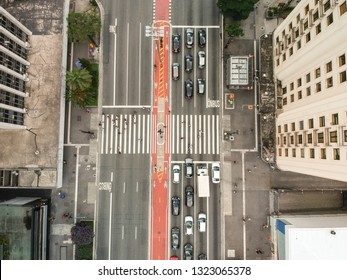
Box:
[48,0,100,260]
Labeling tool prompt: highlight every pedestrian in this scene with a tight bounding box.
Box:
[138,138,143,141]
[63,160,67,164]
[107,114,110,118]
[118,131,121,135]
[99,122,102,127]
[86,109,91,113]
[182,121,186,124]
[180,137,184,140]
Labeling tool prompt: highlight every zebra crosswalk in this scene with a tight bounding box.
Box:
[100,114,219,155]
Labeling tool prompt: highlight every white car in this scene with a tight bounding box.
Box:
[184,216,193,235]
[172,165,180,184]
[211,163,220,184]
[198,212,206,232]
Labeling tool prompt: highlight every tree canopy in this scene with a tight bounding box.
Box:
[217,0,258,21]
[225,23,244,38]
[71,221,94,246]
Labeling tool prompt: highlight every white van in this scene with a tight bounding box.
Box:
[198,51,205,69]
[172,165,180,184]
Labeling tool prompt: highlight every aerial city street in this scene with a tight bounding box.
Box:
[0,0,347,261]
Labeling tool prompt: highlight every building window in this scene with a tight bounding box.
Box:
[326,61,332,73]
[289,47,293,56]
[308,118,314,129]
[326,77,333,88]
[339,54,346,66]
[284,124,288,132]
[310,148,315,158]
[282,87,287,94]
[315,67,321,78]
[324,0,331,12]
[292,148,296,157]
[291,122,295,131]
[319,116,325,127]
[306,32,311,42]
[297,40,301,50]
[299,120,304,130]
[283,53,286,62]
[330,131,338,142]
[304,20,309,30]
[295,29,300,38]
[306,86,311,96]
[290,135,294,144]
[278,148,282,156]
[298,134,303,144]
[344,130,347,142]
[305,4,310,14]
[340,71,347,83]
[316,82,321,92]
[283,136,287,145]
[298,90,302,99]
[316,23,321,34]
[306,73,311,83]
[313,10,319,21]
[278,125,281,133]
[332,113,339,125]
[290,82,294,91]
[327,13,334,26]
[290,94,294,102]
[318,132,324,143]
[307,133,313,144]
[301,148,305,158]
[333,148,340,160]
[321,148,326,159]
[340,1,347,15]
[283,97,287,106]
[285,149,289,157]
[297,78,302,87]
[277,59,280,66]
[289,22,293,30]
[297,14,301,23]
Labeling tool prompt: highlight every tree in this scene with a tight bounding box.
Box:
[225,23,244,38]
[217,0,258,21]
[66,68,94,108]
[71,221,94,246]
[67,8,101,43]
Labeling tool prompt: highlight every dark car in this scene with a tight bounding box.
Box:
[184,55,193,73]
[185,28,194,49]
[184,243,193,260]
[197,78,205,95]
[171,196,180,216]
[185,186,194,207]
[198,29,206,47]
[171,227,180,250]
[185,79,193,99]
[198,253,207,260]
[172,33,181,53]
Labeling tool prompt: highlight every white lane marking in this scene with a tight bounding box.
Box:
[185,114,188,153]
[171,114,175,154]
[136,181,139,192]
[172,25,219,28]
[119,114,123,154]
[110,115,114,154]
[212,115,215,154]
[217,115,220,154]
[122,225,124,240]
[194,115,198,154]
[181,115,184,154]
[207,115,211,154]
[189,114,193,152]
[123,181,126,194]
[138,22,142,104]
[101,114,105,154]
[124,115,128,154]
[205,28,209,106]
[128,114,132,154]
[137,114,141,154]
[203,114,206,154]
[108,192,113,259]
[147,114,150,154]
[176,114,180,153]
[126,22,129,105]
[242,152,246,259]
[113,18,118,106]
[199,115,202,154]
[135,226,138,240]
[105,115,109,154]
[110,172,113,182]
[143,114,146,153]
[207,195,210,258]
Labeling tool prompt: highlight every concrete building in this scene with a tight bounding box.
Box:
[0,6,32,129]
[273,0,347,182]
[270,214,347,259]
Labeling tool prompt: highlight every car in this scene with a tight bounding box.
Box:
[185,157,193,178]
[198,212,206,232]
[198,253,207,260]
[185,28,194,49]
[184,215,193,235]
[185,185,194,207]
[184,54,193,73]
[171,196,180,216]
[170,255,179,260]
[172,33,181,53]
[172,164,180,183]
[184,79,193,99]
[198,51,205,69]
[197,78,205,95]
[184,243,193,260]
[211,162,220,184]
[171,227,180,250]
[198,29,206,47]
[172,62,180,80]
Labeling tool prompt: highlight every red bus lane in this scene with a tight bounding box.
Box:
[150,0,170,260]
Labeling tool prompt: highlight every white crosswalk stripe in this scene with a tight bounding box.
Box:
[171,114,219,155]
[100,114,151,154]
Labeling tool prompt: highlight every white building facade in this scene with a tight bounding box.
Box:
[274,0,347,182]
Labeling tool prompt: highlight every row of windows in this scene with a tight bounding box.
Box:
[278,129,347,146]
[0,108,24,125]
[277,112,344,133]
[0,33,28,60]
[0,89,25,109]
[0,15,29,42]
[275,1,347,66]
[278,147,342,160]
